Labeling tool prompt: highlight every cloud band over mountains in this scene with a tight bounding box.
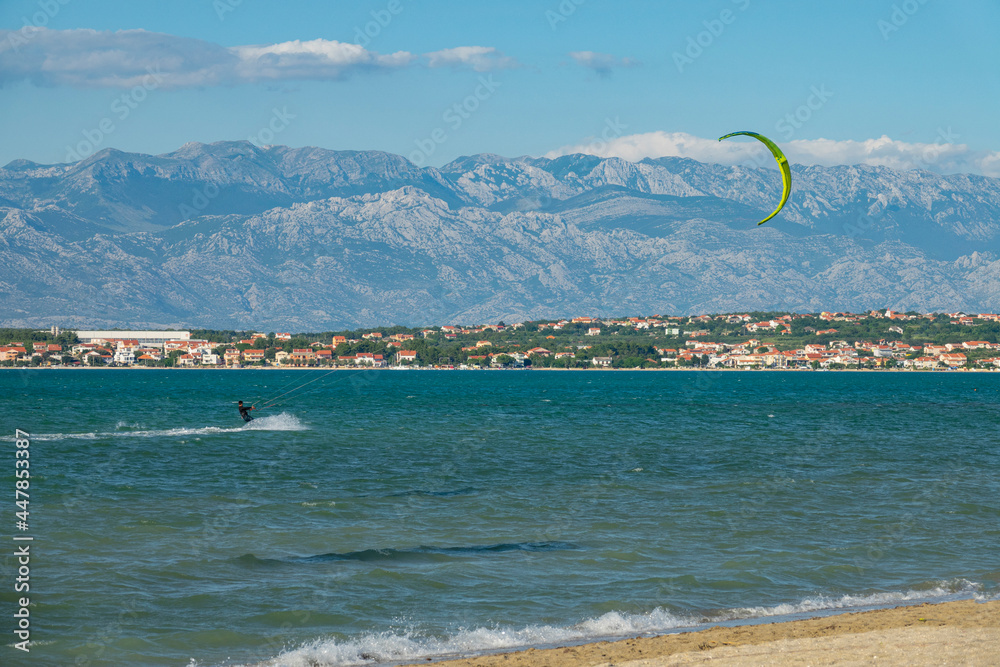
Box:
[4,28,997,177]
[546,131,1000,178]
[0,28,517,88]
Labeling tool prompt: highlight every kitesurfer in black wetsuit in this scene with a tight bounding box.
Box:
[238,401,255,423]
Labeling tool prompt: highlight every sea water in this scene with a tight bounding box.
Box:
[2,369,998,666]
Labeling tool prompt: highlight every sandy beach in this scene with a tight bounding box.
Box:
[412,599,1000,667]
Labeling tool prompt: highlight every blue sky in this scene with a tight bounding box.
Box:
[2,0,999,174]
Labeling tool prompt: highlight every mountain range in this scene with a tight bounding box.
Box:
[2,140,999,330]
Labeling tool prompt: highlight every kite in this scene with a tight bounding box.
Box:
[718,131,792,226]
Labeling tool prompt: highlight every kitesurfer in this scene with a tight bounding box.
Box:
[238,401,256,423]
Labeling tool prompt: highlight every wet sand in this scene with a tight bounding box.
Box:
[411,599,999,666]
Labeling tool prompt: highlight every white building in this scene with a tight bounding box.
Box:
[113,348,136,365]
[75,331,190,347]
[396,350,418,364]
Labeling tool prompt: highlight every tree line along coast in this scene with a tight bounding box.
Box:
[2,310,1000,370]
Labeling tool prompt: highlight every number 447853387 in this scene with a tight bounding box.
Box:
[15,429,30,527]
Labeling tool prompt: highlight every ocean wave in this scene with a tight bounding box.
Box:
[241,579,986,667]
[386,487,478,498]
[235,542,580,568]
[26,412,307,441]
[717,578,985,620]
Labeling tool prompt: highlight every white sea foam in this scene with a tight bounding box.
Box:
[27,412,307,441]
[718,579,985,620]
[243,580,986,667]
[243,412,306,431]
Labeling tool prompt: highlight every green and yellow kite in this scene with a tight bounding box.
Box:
[719,131,792,226]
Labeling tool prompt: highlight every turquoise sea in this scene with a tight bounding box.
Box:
[2,369,999,666]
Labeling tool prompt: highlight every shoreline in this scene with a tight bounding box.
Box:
[409,599,999,667]
[0,366,992,373]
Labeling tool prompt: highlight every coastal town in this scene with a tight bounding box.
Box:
[2,309,1000,370]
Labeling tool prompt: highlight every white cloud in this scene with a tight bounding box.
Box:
[568,51,638,77]
[977,152,1000,178]
[0,28,239,88]
[425,46,518,72]
[0,28,512,88]
[232,38,415,82]
[545,130,1000,177]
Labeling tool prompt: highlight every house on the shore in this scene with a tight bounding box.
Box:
[905,356,940,370]
[113,347,135,365]
[0,346,27,362]
[356,353,387,367]
[940,353,967,367]
[243,350,266,364]
[290,348,316,366]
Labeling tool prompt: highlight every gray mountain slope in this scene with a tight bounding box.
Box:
[1,142,999,329]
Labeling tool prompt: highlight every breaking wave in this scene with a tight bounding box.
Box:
[236,579,987,667]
